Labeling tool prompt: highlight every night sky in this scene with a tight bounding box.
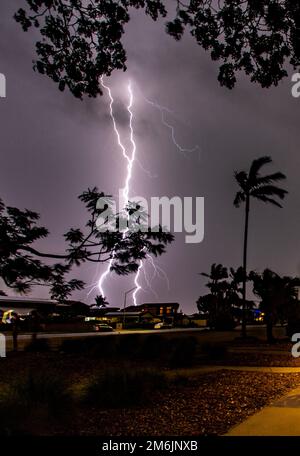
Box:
[1,0,300,313]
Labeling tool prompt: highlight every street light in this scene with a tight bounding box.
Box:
[123,286,137,327]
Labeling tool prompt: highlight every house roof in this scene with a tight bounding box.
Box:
[64,300,89,308]
[0,296,57,304]
[0,307,36,316]
[90,306,120,311]
[104,312,141,317]
[0,297,58,309]
[142,302,180,307]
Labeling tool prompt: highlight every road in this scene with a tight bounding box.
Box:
[3,327,209,351]
[6,326,207,339]
[3,325,287,352]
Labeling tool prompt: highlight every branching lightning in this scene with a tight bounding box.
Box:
[146,254,170,291]
[141,261,159,299]
[133,260,144,304]
[96,79,197,306]
[99,78,147,305]
[144,97,200,159]
[98,78,121,298]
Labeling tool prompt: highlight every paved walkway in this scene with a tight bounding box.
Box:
[170,366,300,377]
[227,385,300,436]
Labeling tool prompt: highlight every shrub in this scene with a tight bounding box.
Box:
[68,336,119,358]
[60,337,118,357]
[140,335,170,361]
[12,371,71,410]
[60,338,87,353]
[0,371,72,435]
[87,337,118,358]
[168,337,198,367]
[201,342,228,360]
[0,396,26,435]
[25,338,50,352]
[214,316,236,331]
[84,367,167,408]
[115,335,143,357]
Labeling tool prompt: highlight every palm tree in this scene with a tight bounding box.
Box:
[199,263,228,327]
[200,263,228,296]
[226,267,244,305]
[250,269,300,343]
[234,156,288,337]
[95,294,109,307]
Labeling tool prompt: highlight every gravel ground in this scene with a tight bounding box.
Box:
[211,352,300,367]
[73,371,300,436]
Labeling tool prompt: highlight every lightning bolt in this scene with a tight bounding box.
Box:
[141,262,159,299]
[146,254,170,291]
[144,97,200,159]
[98,78,144,305]
[139,254,170,299]
[135,157,158,179]
[133,260,144,305]
[97,80,194,306]
[98,77,125,297]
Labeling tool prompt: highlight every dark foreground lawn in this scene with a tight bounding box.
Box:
[0,350,300,436]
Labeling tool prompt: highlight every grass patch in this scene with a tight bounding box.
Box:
[201,342,228,360]
[84,366,167,408]
[0,370,72,435]
[168,337,198,367]
[25,338,50,353]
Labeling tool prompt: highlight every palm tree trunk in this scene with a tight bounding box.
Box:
[242,195,250,338]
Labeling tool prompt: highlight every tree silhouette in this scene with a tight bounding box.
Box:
[15,1,300,98]
[198,263,242,329]
[200,263,228,296]
[198,263,228,327]
[226,267,245,306]
[196,293,218,326]
[0,198,83,300]
[197,264,252,330]
[0,187,173,300]
[250,269,300,343]
[95,294,109,308]
[234,156,288,337]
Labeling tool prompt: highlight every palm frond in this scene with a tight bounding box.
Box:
[251,185,288,200]
[199,272,210,278]
[234,171,248,190]
[255,172,286,186]
[248,156,272,182]
[251,194,283,207]
[234,191,246,207]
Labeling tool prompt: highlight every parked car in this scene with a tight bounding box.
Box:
[93,323,114,332]
[154,322,173,330]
